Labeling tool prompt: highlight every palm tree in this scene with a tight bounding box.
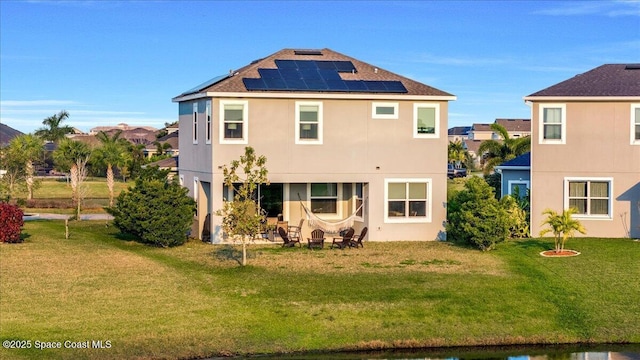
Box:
[478,123,530,175]
[53,139,92,219]
[539,208,587,253]
[153,140,172,156]
[8,134,44,200]
[93,131,130,207]
[35,110,74,143]
[448,139,469,168]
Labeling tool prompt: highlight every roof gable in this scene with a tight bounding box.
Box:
[0,123,24,146]
[527,64,640,98]
[175,48,453,98]
[497,152,531,168]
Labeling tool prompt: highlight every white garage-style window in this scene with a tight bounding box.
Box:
[631,104,640,145]
[205,100,212,144]
[384,178,432,223]
[372,102,398,119]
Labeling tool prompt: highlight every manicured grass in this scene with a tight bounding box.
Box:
[24,178,130,199]
[1,221,639,359]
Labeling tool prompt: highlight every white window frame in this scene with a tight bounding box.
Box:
[372,102,399,119]
[507,180,530,196]
[563,177,613,220]
[539,104,566,144]
[352,182,365,221]
[307,183,342,219]
[631,104,640,145]
[413,103,440,139]
[295,101,323,145]
[219,100,248,144]
[384,178,432,223]
[192,103,198,144]
[205,100,212,145]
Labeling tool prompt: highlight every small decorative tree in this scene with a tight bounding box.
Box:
[539,208,587,253]
[215,147,268,266]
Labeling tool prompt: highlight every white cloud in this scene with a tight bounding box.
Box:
[534,1,640,17]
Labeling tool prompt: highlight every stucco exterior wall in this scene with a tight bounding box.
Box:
[530,101,640,238]
[178,95,449,242]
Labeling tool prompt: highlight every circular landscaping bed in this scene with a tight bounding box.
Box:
[540,250,581,257]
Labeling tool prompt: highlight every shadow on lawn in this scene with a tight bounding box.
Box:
[213,244,257,265]
[510,239,551,252]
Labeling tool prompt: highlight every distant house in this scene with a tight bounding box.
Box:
[90,123,158,145]
[495,118,531,138]
[144,131,179,158]
[144,156,178,180]
[468,123,493,140]
[448,126,471,143]
[495,152,530,198]
[0,123,23,147]
[172,48,456,242]
[524,64,640,238]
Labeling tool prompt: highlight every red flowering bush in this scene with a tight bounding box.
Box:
[0,203,24,243]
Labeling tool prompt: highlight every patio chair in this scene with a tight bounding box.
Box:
[331,227,355,249]
[288,218,304,243]
[350,227,368,248]
[307,229,325,249]
[278,226,300,248]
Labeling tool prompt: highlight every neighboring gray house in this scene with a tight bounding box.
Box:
[172,48,456,242]
[495,152,530,198]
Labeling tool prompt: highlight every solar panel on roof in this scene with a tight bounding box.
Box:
[243,59,406,93]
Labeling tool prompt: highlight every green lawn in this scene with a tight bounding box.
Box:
[1,221,639,359]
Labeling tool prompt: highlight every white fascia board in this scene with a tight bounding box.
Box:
[523,96,640,102]
[205,92,456,101]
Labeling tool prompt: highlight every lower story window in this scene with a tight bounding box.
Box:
[310,183,337,214]
[385,179,431,222]
[565,178,612,218]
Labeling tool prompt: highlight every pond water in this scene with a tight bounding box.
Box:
[239,344,640,360]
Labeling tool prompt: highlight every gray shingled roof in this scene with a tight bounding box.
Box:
[0,123,23,147]
[527,64,640,97]
[497,152,530,168]
[176,48,454,98]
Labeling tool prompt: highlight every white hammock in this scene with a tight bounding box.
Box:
[300,201,364,234]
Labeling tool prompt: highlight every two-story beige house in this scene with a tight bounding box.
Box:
[172,48,455,242]
[525,64,640,238]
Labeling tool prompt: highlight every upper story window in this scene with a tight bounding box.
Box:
[296,102,323,144]
[192,103,198,144]
[372,102,398,119]
[205,100,212,144]
[631,104,640,145]
[220,100,248,144]
[564,177,613,219]
[384,179,432,223]
[413,103,439,138]
[539,104,566,144]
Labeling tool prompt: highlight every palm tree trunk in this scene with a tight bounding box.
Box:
[70,164,78,211]
[25,161,34,200]
[107,164,114,207]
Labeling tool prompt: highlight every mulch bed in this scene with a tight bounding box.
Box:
[539,249,580,257]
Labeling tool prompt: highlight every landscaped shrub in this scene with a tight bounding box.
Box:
[446,176,511,251]
[107,166,195,247]
[0,203,24,243]
[500,195,529,238]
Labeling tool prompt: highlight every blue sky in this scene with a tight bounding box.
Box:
[1,0,639,134]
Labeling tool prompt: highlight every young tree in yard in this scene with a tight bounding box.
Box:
[107,166,195,247]
[93,131,130,207]
[446,176,511,251]
[215,146,268,266]
[53,138,92,219]
[7,134,44,200]
[448,139,469,168]
[0,145,25,201]
[34,110,74,143]
[539,208,586,253]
